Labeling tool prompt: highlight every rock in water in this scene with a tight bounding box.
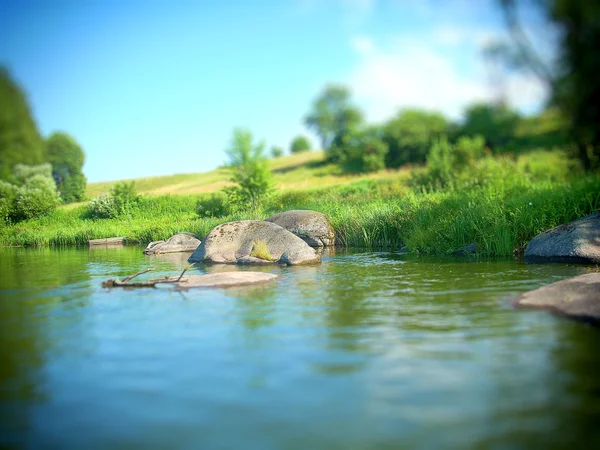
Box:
[179,272,278,288]
[188,220,321,265]
[524,213,600,264]
[144,232,201,255]
[265,210,335,247]
[514,272,600,323]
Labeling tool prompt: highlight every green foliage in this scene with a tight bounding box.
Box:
[304,84,364,151]
[0,180,17,223]
[0,163,60,222]
[224,128,273,210]
[460,103,521,151]
[88,181,139,219]
[46,132,87,203]
[271,146,284,158]
[196,192,231,218]
[0,67,45,182]
[412,135,486,188]
[290,135,312,153]
[330,127,389,173]
[383,109,449,167]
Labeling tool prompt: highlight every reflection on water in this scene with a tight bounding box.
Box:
[0,247,599,449]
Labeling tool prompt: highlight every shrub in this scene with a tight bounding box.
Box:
[0,180,17,223]
[88,181,139,219]
[2,164,61,222]
[88,193,116,219]
[196,192,232,218]
[290,135,312,153]
[225,128,274,210]
[110,181,138,216]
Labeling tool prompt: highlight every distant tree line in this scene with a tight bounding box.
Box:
[0,67,87,223]
[302,83,572,174]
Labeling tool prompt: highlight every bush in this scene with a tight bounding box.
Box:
[88,181,139,219]
[1,164,60,222]
[225,128,274,210]
[290,135,312,153]
[0,180,17,223]
[196,192,232,218]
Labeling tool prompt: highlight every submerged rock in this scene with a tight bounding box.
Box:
[265,210,335,247]
[144,232,201,255]
[178,272,278,288]
[453,242,478,256]
[514,272,600,323]
[524,213,600,264]
[188,220,321,265]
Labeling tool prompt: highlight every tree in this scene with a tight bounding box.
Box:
[494,0,600,170]
[304,84,364,151]
[460,102,520,151]
[383,109,449,167]
[271,146,284,158]
[330,126,389,173]
[46,132,87,203]
[0,67,45,181]
[224,128,273,209]
[290,135,311,153]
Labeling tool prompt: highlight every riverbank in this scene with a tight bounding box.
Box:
[1,152,599,255]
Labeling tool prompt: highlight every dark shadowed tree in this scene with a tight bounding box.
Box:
[304,84,364,151]
[460,102,521,151]
[494,0,600,169]
[290,135,312,153]
[46,132,87,203]
[0,67,45,181]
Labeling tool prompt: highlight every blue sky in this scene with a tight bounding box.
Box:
[0,0,553,182]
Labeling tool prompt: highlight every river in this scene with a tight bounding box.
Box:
[0,247,598,449]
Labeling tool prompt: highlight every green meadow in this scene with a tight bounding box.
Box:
[2,149,598,256]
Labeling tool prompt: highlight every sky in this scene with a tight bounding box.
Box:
[0,0,556,182]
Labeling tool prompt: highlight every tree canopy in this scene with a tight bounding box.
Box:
[0,67,45,181]
[46,132,87,203]
[304,84,364,150]
[383,109,449,167]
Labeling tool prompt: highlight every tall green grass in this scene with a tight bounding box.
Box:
[2,151,599,256]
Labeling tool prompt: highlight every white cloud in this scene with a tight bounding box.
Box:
[346,30,549,122]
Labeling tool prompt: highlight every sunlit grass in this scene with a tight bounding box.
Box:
[5,150,599,256]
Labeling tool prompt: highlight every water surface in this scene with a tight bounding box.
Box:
[0,247,599,449]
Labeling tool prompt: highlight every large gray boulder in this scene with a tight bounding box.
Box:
[144,232,201,255]
[524,213,600,264]
[188,220,321,265]
[514,273,600,323]
[265,210,335,247]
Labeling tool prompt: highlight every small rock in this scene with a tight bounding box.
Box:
[265,210,335,247]
[177,272,278,288]
[514,272,600,324]
[453,242,477,256]
[188,220,321,265]
[525,213,600,264]
[399,246,409,254]
[144,232,201,255]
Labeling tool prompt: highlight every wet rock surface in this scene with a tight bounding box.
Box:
[266,210,335,247]
[188,220,321,265]
[514,272,600,323]
[525,213,600,264]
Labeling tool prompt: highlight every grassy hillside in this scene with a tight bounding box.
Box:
[86,151,412,198]
[2,149,599,256]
